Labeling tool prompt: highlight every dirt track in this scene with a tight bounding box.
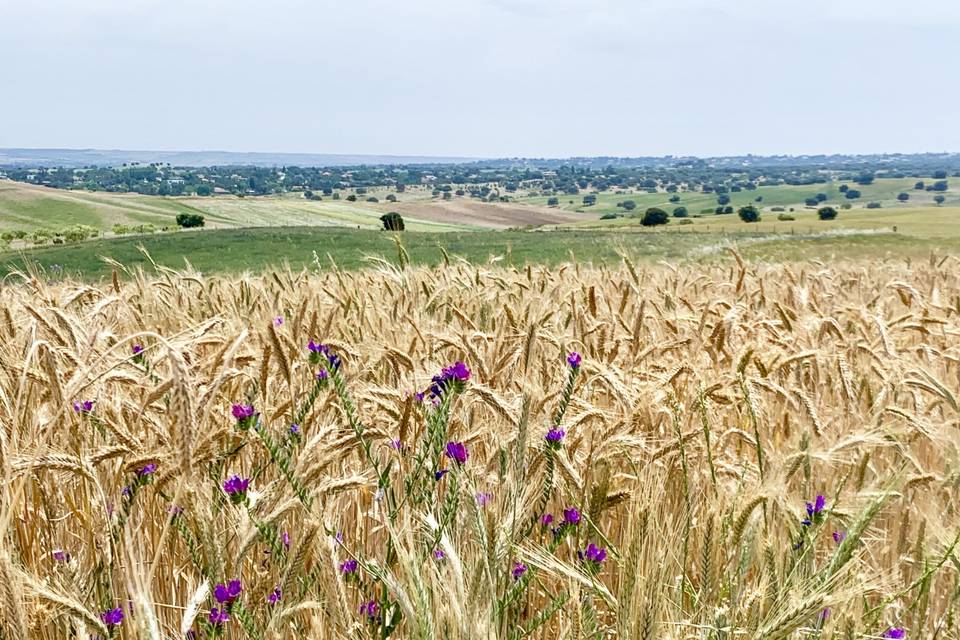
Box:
[383,199,585,229]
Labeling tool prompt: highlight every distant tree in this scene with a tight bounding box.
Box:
[841,203,852,210]
[816,193,827,202]
[640,207,669,226]
[175,213,205,228]
[838,184,849,193]
[755,195,763,202]
[669,194,681,203]
[195,185,213,196]
[931,180,948,192]
[380,212,405,231]
[933,170,948,179]
[322,187,333,196]
[599,213,620,220]
[934,195,946,205]
[854,174,874,185]
[622,200,636,211]
[455,189,465,196]
[866,201,882,209]
[333,192,341,200]
[724,205,734,214]
[897,192,910,202]
[304,190,314,199]
[672,206,688,218]
[804,198,819,207]
[395,183,406,193]
[346,194,357,201]
[817,206,838,220]
[845,189,861,199]
[366,196,379,202]
[442,192,452,200]
[547,196,560,206]
[738,205,761,223]
[717,194,730,205]
[582,194,597,206]
[356,187,368,195]
[386,194,397,202]
[914,181,925,190]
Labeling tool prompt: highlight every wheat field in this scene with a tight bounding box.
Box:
[1,253,958,640]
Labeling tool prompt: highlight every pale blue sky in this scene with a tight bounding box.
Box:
[2,0,957,157]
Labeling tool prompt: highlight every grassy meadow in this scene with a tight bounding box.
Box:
[0,257,957,639]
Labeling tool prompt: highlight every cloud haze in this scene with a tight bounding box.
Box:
[2,0,957,157]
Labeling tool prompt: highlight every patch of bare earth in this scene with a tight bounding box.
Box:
[382,199,585,229]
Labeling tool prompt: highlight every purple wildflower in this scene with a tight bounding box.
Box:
[545,429,565,447]
[168,505,184,516]
[273,316,284,326]
[340,559,359,575]
[52,549,70,562]
[389,438,403,450]
[281,531,290,549]
[209,607,230,625]
[833,531,846,544]
[101,607,124,627]
[268,587,282,605]
[819,608,831,622]
[414,391,425,403]
[581,542,607,564]
[541,513,555,527]
[883,629,906,639]
[359,599,379,622]
[433,549,445,560]
[802,495,827,526]
[121,486,132,497]
[231,404,258,430]
[214,580,242,605]
[434,469,450,481]
[138,463,157,477]
[427,361,471,399]
[567,352,582,369]
[316,369,329,380]
[132,344,144,355]
[511,562,527,580]
[562,508,581,526]
[445,441,469,465]
[73,400,95,414]
[307,341,341,372]
[476,492,493,507]
[223,476,251,504]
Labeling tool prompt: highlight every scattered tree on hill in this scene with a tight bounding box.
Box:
[386,194,397,202]
[621,200,636,211]
[805,198,819,207]
[915,181,925,190]
[669,194,681,203]
[817,206,838,220]
[175,213,205,228]
[547,197,559,206]
[934,195,946,205]
[755,195,763,202]
[845,189,861,199]
[672,206,688,218]
[346,194,357,201]
[640,207,669,226]
[737,205,761,223]
[195,185,213,196]
[582,194,597,206]
[839,184,849,193]
[380,212,405,231]
[931,180,948,192]
[866,201,882,209]
[934,170,948,179]
[717,194,730,205]
[816,193,827,202]
[897,192,910,202]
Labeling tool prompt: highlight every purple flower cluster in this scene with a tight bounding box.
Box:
[359,599,379,622]
[567,352,582,369]
[562,507,581,526]
[476,492,493,507]
[138,463,157,477]
[209,607,230,625]
[802,495,826,526]
[340,559,359,575]
[307,340,342,372]
[511,562,527,581]
[883,629,905,639]
[214,580,242,605]
[52,549,71,562]
[545,428,565,448]
[231,404,259,430]
[580,542,607,565]
[101,607,124,627]
[223,476,251,504]
[833,530,846,544]
[445,441,469,466]
[268,587,282,605]
[73,400,95,414]
[132,344,144,356]
[428,361,471,399]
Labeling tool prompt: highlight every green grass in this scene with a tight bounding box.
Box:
[3,226,959,280]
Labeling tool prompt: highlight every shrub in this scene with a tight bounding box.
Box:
[380,212,405,231]
[640,207,669,226]
[599,213,619,220]
[818,206,838,220]
[777,213,795,221]
[845,190,861,199]
[176,213,205,228]
[737,205,761,223]
[582,194,597,206]
[621,200,636,211]
[672,206,688,218]
[931,180,948,192]
[346,195,357,202]
[804,198,819,207]
[866,202,882,209]
[366,197,379,203]
[771,206,785,212]
[934,195,946,205]
[897,192,910,202]
[841,203,852,210]
[547,197,559,206]
[678,218,694,225]
[669,195,681,203]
